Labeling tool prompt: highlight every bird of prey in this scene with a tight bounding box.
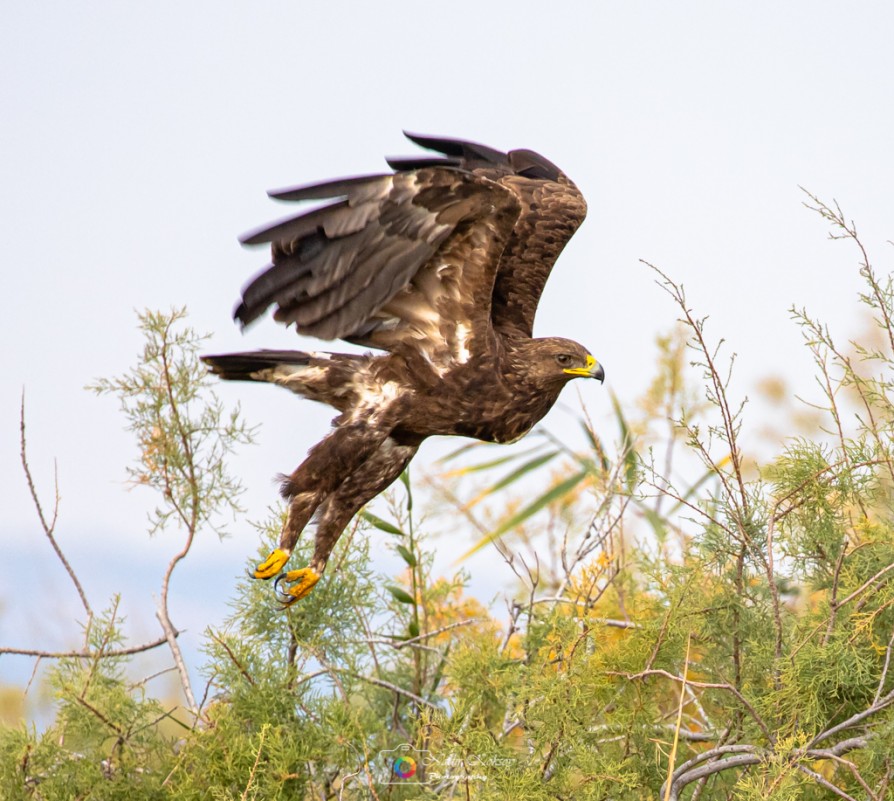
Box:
[202,132,604,605]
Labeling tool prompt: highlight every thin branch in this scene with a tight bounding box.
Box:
[806,748,879,801]
[208,631,255,686]
[824,545,849,645]
[24,656,43,697]
[0,634,174,659]
[796,764,859,801]
[664,632,692,801]
[588,723,720,743]
[529,598,638,627]
[874,626,894,705]
[128,666,179,691]
[156,586,197,714]
[361,618,482,650]
[666,744,762,784]
[343,671,439,710]
[614,668,773,743]
[807,691,894,749]
[241,724,269,801]
[81,595,122,699]
[833,560,894,611]
[65,689,125,735]
[20,393,93,626]
[662,731,876,801]
[499,601,523,655]
[154,322,200,714]
[641,474,733,536]
[291,669,330,689]
[666,752,764,801]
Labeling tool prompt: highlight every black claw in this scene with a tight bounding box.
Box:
[273,573,296,605]
[247,567,276,582]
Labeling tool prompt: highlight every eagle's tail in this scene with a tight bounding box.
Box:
[201,349,313,381]
[201,349,366,410]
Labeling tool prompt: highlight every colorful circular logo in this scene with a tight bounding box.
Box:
[392,756,417,779]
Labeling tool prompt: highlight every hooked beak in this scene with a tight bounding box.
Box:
[563,354,605,383]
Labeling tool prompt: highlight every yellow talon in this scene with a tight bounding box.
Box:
[274,567,321,606]
[254,548,290,579]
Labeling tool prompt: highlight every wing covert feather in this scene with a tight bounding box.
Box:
[235,169,518,347]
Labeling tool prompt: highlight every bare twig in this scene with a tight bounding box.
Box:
[807,690,894,749]
[155,317,199,714]
[128,666,179,691]
[796,764,859,801]
[0,634,174,659]
[499,600,523,655]
[666,744,762,784]
[641,474,733,536]
[824,544,849,646]
[343,671,438,710]
[614,668,773,743]
[81,595,122,699]
[291,669,330,689]
[874,626,894,705]
[23,656,42,697]
[833,560,894,611]
[20,393,93,631]
[529,598,637,627]
[156,584,197,713]
[589,723,719,743]
[360,618,482,650]
[807,749,879,801]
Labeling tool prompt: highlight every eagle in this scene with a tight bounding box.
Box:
[202,133,604,605]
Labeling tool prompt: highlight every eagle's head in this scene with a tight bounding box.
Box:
[513,337,605,388]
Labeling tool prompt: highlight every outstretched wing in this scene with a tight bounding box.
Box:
[237,161,521,371]
[234,133,585,370]
[392,133,588,339]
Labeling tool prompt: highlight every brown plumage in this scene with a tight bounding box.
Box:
[202,133,604,604]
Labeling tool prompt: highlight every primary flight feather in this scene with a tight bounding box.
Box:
[203,132,604,604]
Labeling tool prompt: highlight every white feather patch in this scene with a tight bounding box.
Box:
[455,322,472,363]
[350,377,404,422]
[276,365,327,385]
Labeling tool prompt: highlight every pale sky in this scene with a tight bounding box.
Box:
[2,2,893,691]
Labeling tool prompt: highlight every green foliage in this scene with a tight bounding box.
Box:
[4,198,894,798]
[0,600,175,799]
[87,307,254,537]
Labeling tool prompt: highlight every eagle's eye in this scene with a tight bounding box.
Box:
[555,353,574,368]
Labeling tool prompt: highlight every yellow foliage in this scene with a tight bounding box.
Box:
[0,685,25,726]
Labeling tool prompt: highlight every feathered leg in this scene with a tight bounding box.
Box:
[275,437,419,604]
[254,410,404,580]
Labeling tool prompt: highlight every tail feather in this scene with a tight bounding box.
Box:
[202,349,367,412]
[201,349,311,381]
